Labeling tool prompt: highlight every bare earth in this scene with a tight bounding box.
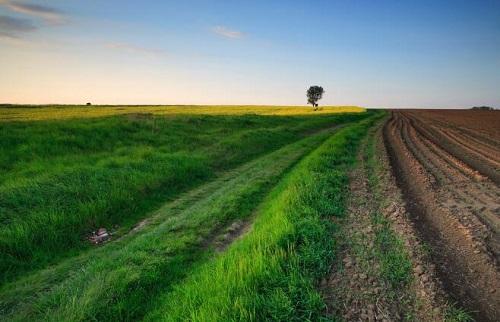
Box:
[384,110,500,321]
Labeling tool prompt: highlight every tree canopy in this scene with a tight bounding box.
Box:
[307,86,324,109]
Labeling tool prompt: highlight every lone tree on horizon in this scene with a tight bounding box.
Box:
[307,86,324,110]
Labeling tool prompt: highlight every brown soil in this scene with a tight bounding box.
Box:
[408,109,500,141]
[403,109,500,184]
[321,123,447,321]
[384,110,500,321]
[374,124,450,321]
[322,157,396,321]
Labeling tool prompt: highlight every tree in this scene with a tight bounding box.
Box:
[471,106,494,111]
[307,86,324,110]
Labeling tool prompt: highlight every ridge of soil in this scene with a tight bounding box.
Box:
[374,123,450,321]
[384,111,500,321]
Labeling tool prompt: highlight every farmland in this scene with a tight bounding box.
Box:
[384,110,500,321]
[0,106,499,321]
[0,105,364,122]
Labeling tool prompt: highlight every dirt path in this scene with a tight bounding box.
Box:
[384,111,500,321]
[322,152,396,321]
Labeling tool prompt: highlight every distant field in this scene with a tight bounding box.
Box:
[0,105,364,121]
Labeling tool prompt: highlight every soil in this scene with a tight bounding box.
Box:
[375,124,450,321]
[384,110,500,321]
[322,158,396,321]
[321,123,447,321]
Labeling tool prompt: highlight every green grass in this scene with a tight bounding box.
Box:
[0,120,348,321]
[0,111,369,282]
[445,304,474,322]
[144,112,384,321]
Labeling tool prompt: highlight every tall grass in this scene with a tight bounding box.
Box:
[146,112,384,321]
[0,112,368,283]
[0,122,344,322]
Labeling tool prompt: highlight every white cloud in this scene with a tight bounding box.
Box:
[211,26,244,39]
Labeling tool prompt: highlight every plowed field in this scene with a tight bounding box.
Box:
[384,110,500,321]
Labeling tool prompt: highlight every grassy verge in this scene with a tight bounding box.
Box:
[0,124,347,322]
[0,111,368,282]
[145,112,384,321]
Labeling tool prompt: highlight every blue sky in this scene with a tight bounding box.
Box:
[1,0,499,107]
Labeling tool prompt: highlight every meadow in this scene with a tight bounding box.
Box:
[0,105,365,282]
[0,105,381,321]
[0,107,375,320]
[145,115,384,321]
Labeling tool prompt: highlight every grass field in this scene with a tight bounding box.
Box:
[0,106,383,321]
[145,115,384,321]
[0,106,369,283]
[0,105,364,122]
[0,105,381,320]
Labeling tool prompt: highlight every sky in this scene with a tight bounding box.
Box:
[0,0,499,108]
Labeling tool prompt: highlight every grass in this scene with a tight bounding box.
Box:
[0,121,347,321]
[0,109,369,283]
[0,105,364,122]
[144,112,384,321]
[445,304,474,322]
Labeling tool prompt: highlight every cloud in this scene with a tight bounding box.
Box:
[211,26,244,39]
[0,1,66,24]
[0,14,36,38]
[104,42,167,57]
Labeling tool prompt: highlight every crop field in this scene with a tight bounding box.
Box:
[0,106,498,321]
[0,105,364,122]
[384,110,500,321]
